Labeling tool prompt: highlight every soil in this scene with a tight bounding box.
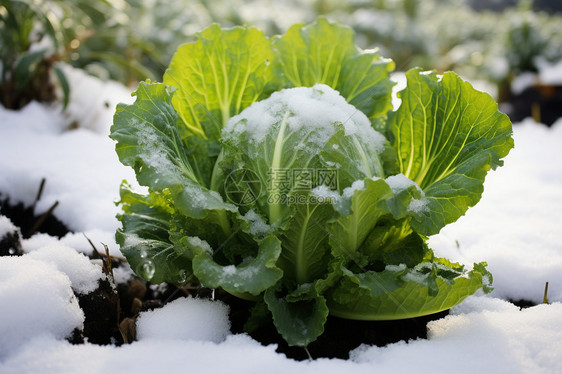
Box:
[0,227,23,256]
[219,291,448,360]
[503,84,562,126]
[0,197,70,239]
[508,298,538,309]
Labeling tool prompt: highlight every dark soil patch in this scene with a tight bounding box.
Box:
[0,227,23,256]
[508,298,538,309]
[0,179,71,239]
[68,278,122,345]
[219,291,448,360]
[0,182,67,256]
[503,84,562,126]
[78,278,123,345]
[0,197,70,239]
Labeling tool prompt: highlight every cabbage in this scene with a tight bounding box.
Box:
[110,18,513,347]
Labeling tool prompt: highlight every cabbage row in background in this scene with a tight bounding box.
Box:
[110,18,513,347]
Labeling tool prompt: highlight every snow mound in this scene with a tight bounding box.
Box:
[352,301,562,373]
[136,297,231,343]
[0,215,18,238]
[0,255,84,360]
[2,302,561,373]
[450,295,519,314]
[22,230,117,257]
[0,101,67,134]
[537,58,562,85]
[26,244,103,294]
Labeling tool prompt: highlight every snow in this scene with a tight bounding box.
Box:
[223,84,386,156]
[2,300,561,373]
[450,294,519,314]
[1,68,562,372]
[22,230,118,257]
[311,179,369,214]
[222,265,236,275]
[186,236,213,254]
[241,209,272,237]
[136,297,231,343]
[352,299,562,374]
[311,184,341,202]
[112,263,134,285]
[0,101,67,134]
[26,244,104,294]
[0,254,84,360]
[0,243,103,359]
[390,72,407,109]
[384,173,415,193]
[0,126,135,253]
[511,72,537,95]
[313,175,429,215]
[384,174,428,213]
[0,64,132,136]
[343,179,366,199]
[0,215,18,238]
[537,58,562,86]
[385,264,407,273]
[60,64,134,134]
[510,58,562,95]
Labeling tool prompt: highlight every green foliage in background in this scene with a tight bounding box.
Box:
[2,0,561,112]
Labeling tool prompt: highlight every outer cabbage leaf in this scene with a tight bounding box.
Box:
[272,17,395,123]
[111,82,237,228]
[388,69,513,235]
[261,259,345,347]
[116,185,193,285]
[326,258,492,320]
[264,289,329,347]
[192,235,283,297]
[164,24,275,144]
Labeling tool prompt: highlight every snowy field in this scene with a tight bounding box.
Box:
[0,67,561,373]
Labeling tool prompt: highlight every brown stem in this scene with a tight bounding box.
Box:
[27,200,59,237]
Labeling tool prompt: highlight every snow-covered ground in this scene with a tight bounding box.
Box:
[0,67,561,373]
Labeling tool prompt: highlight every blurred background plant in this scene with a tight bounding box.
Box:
[0,0,163,110]
[1,0,561,122]
[0,0,70,109]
